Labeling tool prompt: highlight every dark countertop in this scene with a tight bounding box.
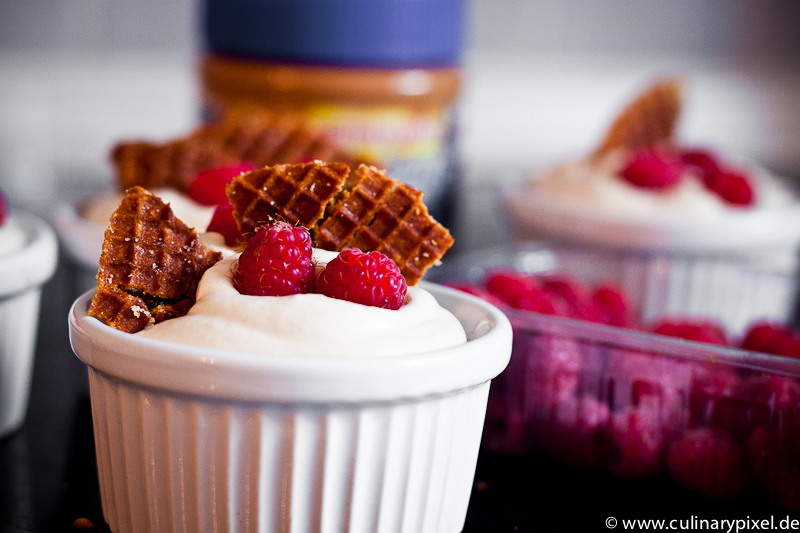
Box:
[1,184,796,532]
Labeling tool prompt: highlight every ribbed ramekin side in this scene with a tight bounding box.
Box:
[87,369,492,533]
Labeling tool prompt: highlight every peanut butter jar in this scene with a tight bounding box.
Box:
[201,0,464,222]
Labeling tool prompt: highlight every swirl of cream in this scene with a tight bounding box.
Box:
[136,253,467,357]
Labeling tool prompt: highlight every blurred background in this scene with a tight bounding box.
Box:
[1,0,799,248]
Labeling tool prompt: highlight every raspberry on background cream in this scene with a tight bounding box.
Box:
[505,147,800,253]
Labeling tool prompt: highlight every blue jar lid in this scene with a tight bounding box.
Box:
[203,0,464,68]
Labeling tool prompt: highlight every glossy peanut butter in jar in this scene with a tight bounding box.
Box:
[201,0,464,223]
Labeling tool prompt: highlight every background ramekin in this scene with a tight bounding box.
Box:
[430,246,800,509]
[69,283,512,533]
[501,160,800,256]
[0,210,59,438]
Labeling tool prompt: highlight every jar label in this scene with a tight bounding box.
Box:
[305,104,450,162]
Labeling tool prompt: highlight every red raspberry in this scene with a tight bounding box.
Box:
[651,317,728,346]
[740,375,800,431]
[188,163,256,206]
[317,248,407,309]
[747,421,800,512]
[444,282,506,307]
[667,427,746,499]
[688,366,742,432]
[206,203,244,246]
[704,169,755,206]
[541,394,611,469]
[740,321,795,356]
[606,404,665,479]
[608,351,691,441]
[233,222,315,297]
[681,148,721,176]
[484,270,539,307]
[591,285,634,327]
[517,285,565,315]
[529,335,583,408]
[785,336,800,359]
[484,270,572,316]
[621,149,684,190]
[542,276,600,321]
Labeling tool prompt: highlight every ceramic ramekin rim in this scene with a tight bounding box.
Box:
[69,282,513,403]
[0,209,59,298]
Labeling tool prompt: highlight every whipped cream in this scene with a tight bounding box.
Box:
[505,149,800,253]
[82,188,216,232]
[136,251,467,357]
[0,217,28,258]
[528,150,795,219]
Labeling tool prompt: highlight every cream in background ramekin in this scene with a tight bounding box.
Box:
[0,209,58,438]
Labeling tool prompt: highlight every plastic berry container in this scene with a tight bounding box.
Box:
[429,244,800,510]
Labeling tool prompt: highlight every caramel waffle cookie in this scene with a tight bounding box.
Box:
[313,164,395,251]
[594,78,683,158]
[111,112,369,191]
[111,139,236,191]
[88,186,222,333]
[226,161,350,236]
[228,162,453,285]
[325,168,453,286]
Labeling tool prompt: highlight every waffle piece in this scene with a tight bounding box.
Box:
[88,187,222,333]
[226,161,350,236]
[335,174,454,286]
[111,112,367,191]
[228,162,454,285]
[111,139,236,191]
[313,165,395,251]
[310,164,453,285]
[594,79,683,158]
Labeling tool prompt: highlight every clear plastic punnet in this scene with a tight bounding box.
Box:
[430,244,800,510]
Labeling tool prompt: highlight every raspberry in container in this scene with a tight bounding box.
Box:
[430,244,800,511]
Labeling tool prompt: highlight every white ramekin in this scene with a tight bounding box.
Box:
[69,283,512,533]
[0,210,59,438]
